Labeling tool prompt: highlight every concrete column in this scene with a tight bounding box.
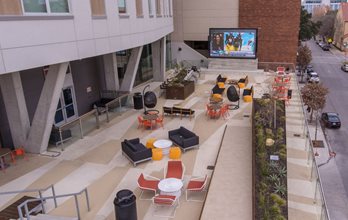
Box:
[102,53,120,91]
[0,72,30,147]
[152,37,166,82]
[120,46,143,92]
[26,63,68,153]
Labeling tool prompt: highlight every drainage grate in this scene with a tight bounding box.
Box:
[207,165,215,170]
[243,115,250,118]
[293,134,301,137]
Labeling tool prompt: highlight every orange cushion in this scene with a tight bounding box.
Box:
[152,148,163,160]
[238,82,245,89]
[243,95,252,102]
[217,82,225,89]
[146,138,156,149]
[169,147,181,159]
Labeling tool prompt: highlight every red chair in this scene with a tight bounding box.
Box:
[164,160,185,180]
[186,175,208,202]
[219,104,229,119]
[152,194,179,218]
[137,173,160,200]
[137,116,144,129]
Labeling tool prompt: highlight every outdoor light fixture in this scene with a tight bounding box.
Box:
[266,138,275,146]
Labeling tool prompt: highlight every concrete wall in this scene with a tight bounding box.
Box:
[239,0,301,68]
[172,0,239,42]
[0,0,173,75]
[71,58,101,115]
[20,68,45,123]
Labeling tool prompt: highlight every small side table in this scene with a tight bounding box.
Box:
[158,178,184,197]
[153,139,173,155]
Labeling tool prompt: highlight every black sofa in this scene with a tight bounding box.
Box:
[168,126,199,152]
[121,138,152,166]
[212,84,225,95]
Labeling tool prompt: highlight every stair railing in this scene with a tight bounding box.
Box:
[0,184,57,214]
[17,187,90,220]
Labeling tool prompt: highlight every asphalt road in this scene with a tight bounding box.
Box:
[307,40,348,196]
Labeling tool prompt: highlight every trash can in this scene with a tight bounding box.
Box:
[288,89,292,99]
[133,92,143,110]
[114,189,137,220]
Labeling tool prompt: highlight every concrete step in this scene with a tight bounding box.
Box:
[26,214,78,220]
[0,196,42,220]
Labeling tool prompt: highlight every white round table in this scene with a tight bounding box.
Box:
[153,139,173,155]
[158,178,183,197]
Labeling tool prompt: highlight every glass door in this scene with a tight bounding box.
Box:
[54,86,77,126]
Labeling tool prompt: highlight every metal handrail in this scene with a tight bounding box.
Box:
[57,108,100,150]
[294,74,331,220]
[0,184,57,213]
[104,92,130,122]
[17,188,90,220]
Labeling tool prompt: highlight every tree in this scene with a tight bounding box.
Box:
[301,83,329,140]
[297,45,312,82]
[299,7,321,41]
[318,10,337,39]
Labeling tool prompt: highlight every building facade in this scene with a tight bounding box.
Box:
[333,2,348,50]
[302,0,347,14]
[0,0,173,153]
[171,0,301,70]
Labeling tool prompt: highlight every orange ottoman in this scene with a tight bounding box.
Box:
[238,82,245,89]
[243,95,252,102]
[169,147,182,159]
[152,148,163,160]
[146,138,156,149]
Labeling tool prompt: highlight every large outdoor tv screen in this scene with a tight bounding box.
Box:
[209,28,257,59]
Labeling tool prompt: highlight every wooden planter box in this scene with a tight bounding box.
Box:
[166,81,195,100]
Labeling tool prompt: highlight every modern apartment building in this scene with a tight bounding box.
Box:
[302,0,347,14]
[0,0,173,153]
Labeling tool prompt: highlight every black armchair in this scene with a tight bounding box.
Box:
[121,138,152,166]
[168,126,199,152]
[217,74,227,83]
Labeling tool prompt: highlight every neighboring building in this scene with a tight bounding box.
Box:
[302,0,347,14]
[171,0,301,70]
[333,2,348,49]
[0,0,173,153]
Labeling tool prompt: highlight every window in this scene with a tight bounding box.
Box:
[90,0,106,16]
[22,0,70,13]
[148,0,153,16]
[156,0,161,16]
[136,0,143,16]
[118,0,127,13]
[0,0,23,15]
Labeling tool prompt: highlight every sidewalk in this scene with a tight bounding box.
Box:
[295,74,348,220]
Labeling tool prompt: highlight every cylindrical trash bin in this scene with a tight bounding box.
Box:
[133,92,143,110]
[114,189,137,220]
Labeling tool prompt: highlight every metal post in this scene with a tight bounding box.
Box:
[39,191,46,214]
[85,189,91,211]
[24,204,30,220]
[79,119,84,139]
[95,110,100,129]
[74,195,81,220]
[106,106,110,122]
[18,206,24,220]
[52,185,58,208]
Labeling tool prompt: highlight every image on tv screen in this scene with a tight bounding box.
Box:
[209,28,257,59]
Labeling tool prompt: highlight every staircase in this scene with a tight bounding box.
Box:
[0,196,42,220]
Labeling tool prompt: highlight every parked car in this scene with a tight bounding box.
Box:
[341,63,348,72]
[306,65,314,73]
[318,42,326,48]
[307,72,320,83]
[321,112,341,128]
[322,45,330,51]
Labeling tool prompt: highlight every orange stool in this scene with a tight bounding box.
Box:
[152,148,163,160]
[169,147,181,159]
[146,138,157,149]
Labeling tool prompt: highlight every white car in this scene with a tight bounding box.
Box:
[307,72,320,83]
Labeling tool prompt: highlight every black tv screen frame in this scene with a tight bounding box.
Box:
[209,28,258,59]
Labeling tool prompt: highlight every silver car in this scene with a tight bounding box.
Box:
[307,72,320,83]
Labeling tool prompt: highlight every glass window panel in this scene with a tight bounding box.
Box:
[118,0,126,13]
[148,0,153,15]
[57,99,62,109]
[63,88,73,105]
[49,0,69,13]
[134,44,153,87]
[65,105,75,118]
[54,109,64,124]
[23,0,47,13]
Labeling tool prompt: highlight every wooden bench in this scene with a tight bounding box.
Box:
[163,106,195,120]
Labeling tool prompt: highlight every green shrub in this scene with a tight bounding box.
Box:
[274,181,287,197]
[279,148,287,161]
[268,174,280,183]
[271,193,286,207]
[265,128,274,139]
[277,166,287,178]
[270,204,281,216]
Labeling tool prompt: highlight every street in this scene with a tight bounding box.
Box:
[306,40,348,218]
